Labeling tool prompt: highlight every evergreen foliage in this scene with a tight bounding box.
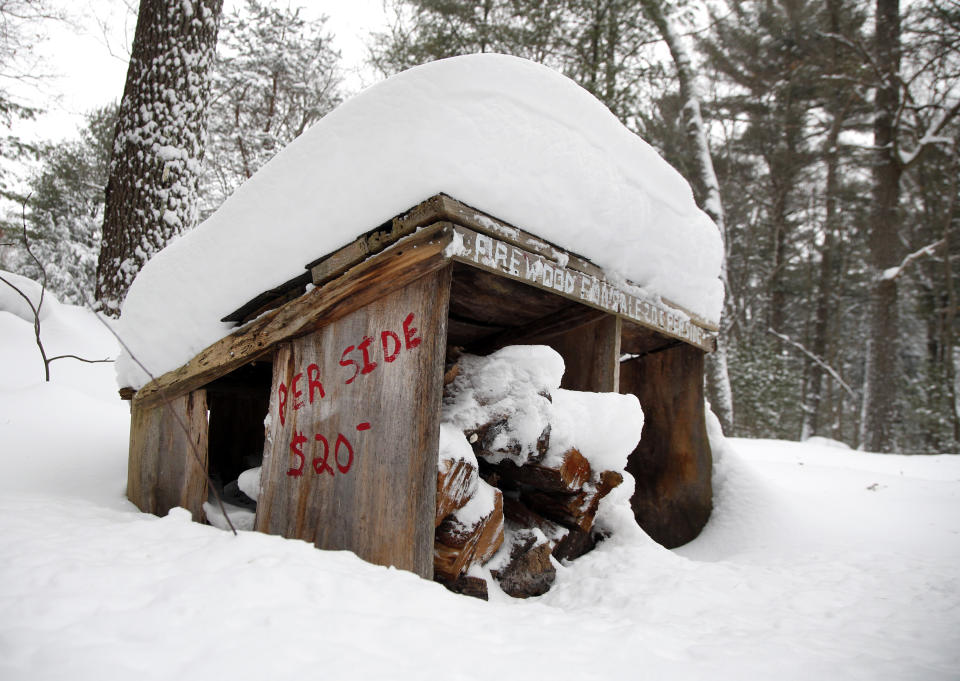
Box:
[0,0,59,200]
[2,106,116,305]
[371,0,663,124]
[202,0,343,212]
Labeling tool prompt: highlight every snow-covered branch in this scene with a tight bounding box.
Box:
[898,97,960,167]
[767,328,857,400]
[880,238,946,282]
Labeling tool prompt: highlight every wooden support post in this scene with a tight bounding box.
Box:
[488,305,620,392]
[548,314,621,392]
[255,268,452,578]
[620,344,712,548]
[127,390,209,522]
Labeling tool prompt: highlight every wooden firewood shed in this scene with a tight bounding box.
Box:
[123,193,717,579]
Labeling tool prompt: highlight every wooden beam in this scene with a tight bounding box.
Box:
[549,314,621,392]
[223,193,717,345]
[127,389,209,522]
[307,213,426,286]
[397,194,718,332]
[477,303,608,354]
[447,224,716,351]
[132,223,454,411]
[394,194,598,276]
[220,272,312,324]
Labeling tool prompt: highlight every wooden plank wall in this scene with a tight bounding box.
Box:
[255,269,452,578]
[127,390,209,522]
[620,345,712,548]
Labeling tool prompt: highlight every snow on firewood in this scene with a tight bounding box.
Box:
[434,479,504,582]
[115,53,723,390]
[488,526,557,598]
[545,389,644,474]
[437,345,642,596]
[489,447,592,493]
[442,345,563,467]
[521,470,624,533]
[443,345,643,476]
[436,425,480,527]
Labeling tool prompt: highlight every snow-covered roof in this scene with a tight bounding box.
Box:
[117,53,724,389]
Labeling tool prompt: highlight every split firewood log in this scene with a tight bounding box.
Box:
[488,447,591,493]
[521,470,623,533]
[464,419,550,465]
[434,572,489,601]
[442,346,463,396]
[434,484,504,582]
[443,363,461,387]
[436,456,478,527]
[490,527,556,598]
[502,497,596,562]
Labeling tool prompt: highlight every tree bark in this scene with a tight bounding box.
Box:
[859,0,902,452]
[802,0,849,441]
[96,0,223,314]
[801,118,840,440]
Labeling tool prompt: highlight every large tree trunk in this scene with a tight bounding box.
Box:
[767,182,791,336]
[640,0,735,434]
[96,0,223,314]
[802,0,848,441]
[859,0,902,452]
[801,118,841,441]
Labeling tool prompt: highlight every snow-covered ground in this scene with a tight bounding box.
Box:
[2,289,959,681]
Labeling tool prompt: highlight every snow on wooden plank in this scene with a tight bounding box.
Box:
[130,224,452,410]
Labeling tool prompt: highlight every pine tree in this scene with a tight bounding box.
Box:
[96,0,223,314]
[3,106,117,304]
[0,0,61,200]
[201,0,342,213]
[860,0,960,452]
[371,0,659,124]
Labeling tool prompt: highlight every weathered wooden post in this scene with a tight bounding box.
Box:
[127,390,208,522]
[620,345,712,548]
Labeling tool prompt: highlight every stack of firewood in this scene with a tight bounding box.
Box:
[434,347,624,599]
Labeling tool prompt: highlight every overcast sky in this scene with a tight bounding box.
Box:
[14,0,391,144]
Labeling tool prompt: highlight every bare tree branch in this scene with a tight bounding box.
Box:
[46,354,114,364]
[767,328,857,400]
[880,237,946,282]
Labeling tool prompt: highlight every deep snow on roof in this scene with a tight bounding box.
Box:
[116,54,724,388]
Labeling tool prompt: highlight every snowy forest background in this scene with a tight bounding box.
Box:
[1,0,959,455]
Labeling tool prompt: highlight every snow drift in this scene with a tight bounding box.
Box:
[116,53,724,389]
